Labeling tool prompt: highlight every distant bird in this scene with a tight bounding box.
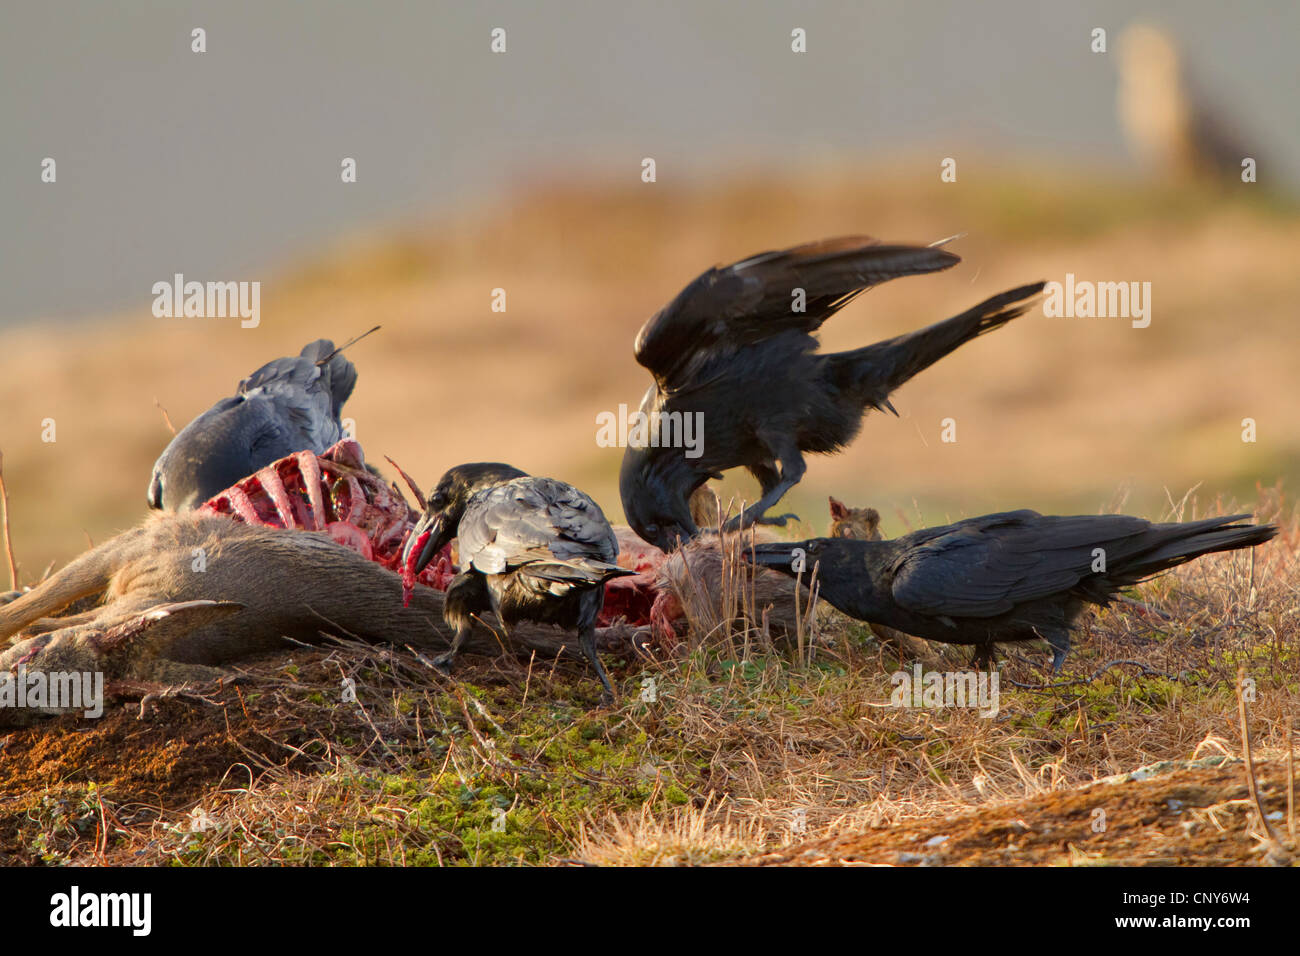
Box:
[147,331,376,511]
[402,463,635,703]
[748,511,1276,670]
[1117,23,1255,182]
[619,235,1044,552]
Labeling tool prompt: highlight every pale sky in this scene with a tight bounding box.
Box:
[2,0,1294,325]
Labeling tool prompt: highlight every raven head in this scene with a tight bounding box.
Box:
[618,445,699,553]
[745,538,834,578]
[147,399,271,512]
[402,462,528,578]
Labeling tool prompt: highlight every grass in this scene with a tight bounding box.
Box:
[5,487,1295,867]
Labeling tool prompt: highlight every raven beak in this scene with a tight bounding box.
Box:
[147,471,164,510]
[403,512,446,575]
[744,544,799,575]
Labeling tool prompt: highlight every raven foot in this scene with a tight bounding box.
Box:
[721,511,799,533]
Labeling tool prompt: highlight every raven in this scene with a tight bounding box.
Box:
[619,235,1044,552]
[147,330,376,511]
[748,511,1276,669]
[402,463,635,703]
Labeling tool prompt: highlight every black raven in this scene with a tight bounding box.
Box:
[147,331,376,511]
[401,463,635,703]
[619,235,1044,552]
[748,511,1276,669]
[149,332,379,512]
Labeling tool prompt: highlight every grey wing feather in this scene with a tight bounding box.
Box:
[459,478,620,575]
[238,339,353,451]
[239,383,341,452]
[149,340,357,510]
[235,395,302,463]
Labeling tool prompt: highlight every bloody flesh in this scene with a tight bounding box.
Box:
[401,528,430,607]
[197,439,666,630]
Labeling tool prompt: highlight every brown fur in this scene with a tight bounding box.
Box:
[828,497,882,540]
[631,489,804,647]
[688,485,724,531]
[654,534,803,646]
[0,513,632,720]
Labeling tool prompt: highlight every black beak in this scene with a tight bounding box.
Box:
[403,512,447,575]
[744,543,803,577]
[147,471,164,510]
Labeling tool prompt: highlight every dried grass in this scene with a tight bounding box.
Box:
[6,488,1296,866]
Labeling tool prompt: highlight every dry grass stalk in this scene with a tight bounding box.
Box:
[0,450,16,590]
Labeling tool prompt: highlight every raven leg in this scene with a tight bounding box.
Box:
[744,460,800,527]
[579,623,616,706]
[1044,629,1070,673]
[725,444,806,533]
[433,572,491,672]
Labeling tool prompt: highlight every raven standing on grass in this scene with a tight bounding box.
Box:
[619,235,1044,552]
[748,511,1276,670]
[147,331,376,511]
[402,463,635,704]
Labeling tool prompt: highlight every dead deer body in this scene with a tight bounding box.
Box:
[0,513,634,723]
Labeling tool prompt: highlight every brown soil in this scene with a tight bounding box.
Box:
[742,757,1296,867]
[0,649,347,865]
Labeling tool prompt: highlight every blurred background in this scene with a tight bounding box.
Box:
[1,0,1297,575]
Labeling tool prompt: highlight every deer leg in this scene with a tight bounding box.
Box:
[15,609,103,638]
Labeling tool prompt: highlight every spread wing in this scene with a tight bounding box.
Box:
[890,511,1151,619]
[458,477,621,575]
[633,236,960,392]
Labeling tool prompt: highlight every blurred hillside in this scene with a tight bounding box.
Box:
[0,162,1296,579]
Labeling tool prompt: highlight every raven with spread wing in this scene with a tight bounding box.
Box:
[402,463,634,703]
[619,236,1044,552]
[748,511,1276,669]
